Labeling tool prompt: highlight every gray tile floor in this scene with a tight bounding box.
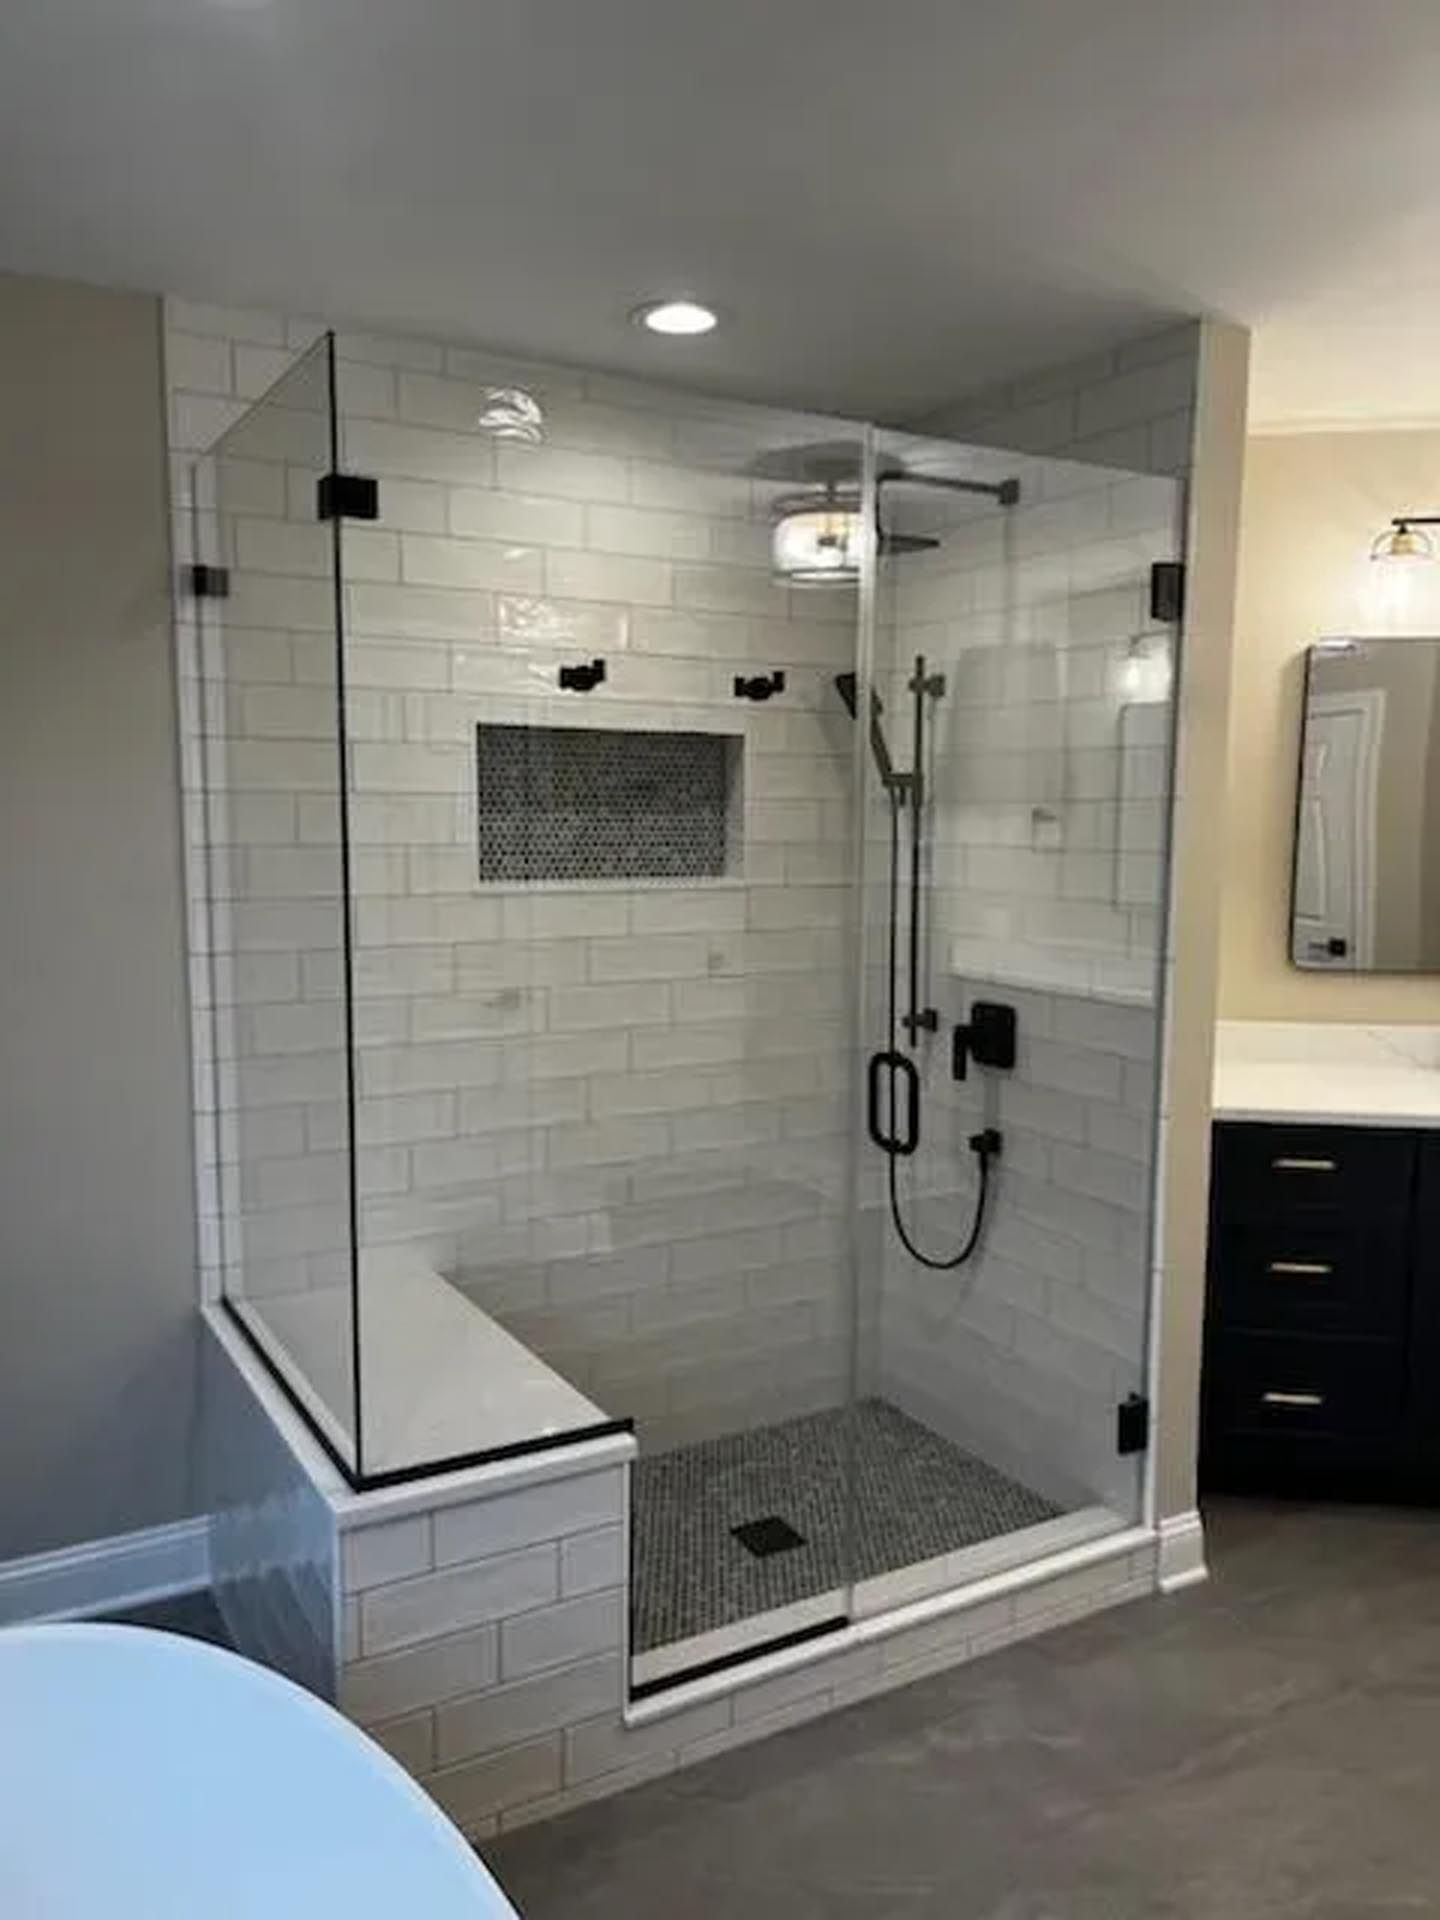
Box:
[490,1498,1440,1917]
[634,1398,1060,1652]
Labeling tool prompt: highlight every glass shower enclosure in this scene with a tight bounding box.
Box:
[189,331,1181,1689]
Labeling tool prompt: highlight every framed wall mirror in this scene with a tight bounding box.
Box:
[1292,637,1440,972]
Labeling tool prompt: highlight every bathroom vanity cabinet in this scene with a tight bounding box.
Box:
[1202,1120,1440,1496]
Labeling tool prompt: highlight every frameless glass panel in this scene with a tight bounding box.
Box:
[193,336,360,1475]
[847,428,1183,1615]
[209,323,1184,1666]
[333,347,864,1658]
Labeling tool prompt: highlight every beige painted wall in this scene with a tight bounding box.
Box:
[0,273,199,1559]
[1220,428,1440,1021]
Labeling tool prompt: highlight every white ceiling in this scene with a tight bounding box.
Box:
[3,0,1440,425]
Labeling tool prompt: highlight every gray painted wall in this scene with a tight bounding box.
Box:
[0,273,199,1559]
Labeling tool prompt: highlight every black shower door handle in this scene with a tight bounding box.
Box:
[867,1050,919,1158]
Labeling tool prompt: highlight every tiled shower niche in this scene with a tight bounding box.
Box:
[476,723,743,885]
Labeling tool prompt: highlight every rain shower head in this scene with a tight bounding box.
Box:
[751,443,1019,585]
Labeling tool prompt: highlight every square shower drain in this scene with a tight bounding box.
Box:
[731,1515,807,1559]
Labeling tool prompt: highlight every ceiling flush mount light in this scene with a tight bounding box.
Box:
[1371,516,1439,562]
[476,387,544,443]
[772,488,864,585]
[631,298,719,337]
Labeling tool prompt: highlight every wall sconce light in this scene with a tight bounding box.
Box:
[1117,631,1172,706]
[1371,516,1440,563]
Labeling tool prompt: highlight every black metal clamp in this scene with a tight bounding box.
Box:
[317,473,379,522]
[186,563,230,600]
[558,658,607,692]
[734,671,786,702]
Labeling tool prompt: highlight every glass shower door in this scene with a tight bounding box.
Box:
[848,428,1182,1614]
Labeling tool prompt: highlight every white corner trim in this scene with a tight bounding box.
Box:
[0,1518,211,1628]
[1156,1509,1208,1594]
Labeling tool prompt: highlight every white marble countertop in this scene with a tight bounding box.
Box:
[1213,1021,1440,1128]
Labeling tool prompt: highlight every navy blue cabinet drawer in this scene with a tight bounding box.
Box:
[1206,1332,1403,1444]
[1209,1218,1410,1337]
[1212,1123,1415,1223]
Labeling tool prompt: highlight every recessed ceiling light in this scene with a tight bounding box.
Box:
[632,298,719,337]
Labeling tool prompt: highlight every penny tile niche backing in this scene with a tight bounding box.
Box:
[475,723,743,885]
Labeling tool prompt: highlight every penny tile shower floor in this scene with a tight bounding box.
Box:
[631,1397,1060,1653]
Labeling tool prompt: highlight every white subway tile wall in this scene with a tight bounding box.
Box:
[200,1321,339,1697]
[333,1435,1156,1840]
[170,305,862,1468]
[865,351,1192,1519]
[913,324,1199,481]
[874,434,1181,1004]
[171,303,1184,1510]
[871,979,1157,1515]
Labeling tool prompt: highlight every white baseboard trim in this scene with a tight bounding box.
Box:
[1156,1508,1208,1594]
[0,1517,211,1627]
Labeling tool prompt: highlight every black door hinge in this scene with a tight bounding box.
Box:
[186,562,230,599]
[317,473,380,522]
[1149,561,1185,624]
[1117,1393,1150,1455]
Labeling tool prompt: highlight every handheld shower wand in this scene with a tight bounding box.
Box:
[835,660,1008,1271]
[832,672,908,800]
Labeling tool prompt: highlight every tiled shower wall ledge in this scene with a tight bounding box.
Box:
[206,1308,1160,1840]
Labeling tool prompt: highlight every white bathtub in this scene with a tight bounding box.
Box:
[0,1623,520,1919]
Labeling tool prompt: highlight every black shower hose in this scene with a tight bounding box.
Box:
[883,792,995,1271]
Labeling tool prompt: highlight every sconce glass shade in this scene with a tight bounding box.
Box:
[772,491,864,584]
[1117,632,1172,705]
[476,387,544,443]
[1371,521,1435,563]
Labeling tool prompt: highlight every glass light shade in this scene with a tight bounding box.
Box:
[772,497,864,583]
[1117,633,1172,706]
[476,387,544,443]
[1371,521,1434,563]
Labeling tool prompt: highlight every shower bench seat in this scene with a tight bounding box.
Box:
[232,1251,614,1483]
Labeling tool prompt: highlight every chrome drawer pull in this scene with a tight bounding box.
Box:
[1262,1390,1325,1408]
[1272,1156,1337,1173]
[1267,1260,1333,1277]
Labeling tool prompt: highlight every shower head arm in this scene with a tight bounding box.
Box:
[878,472,1020,508]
